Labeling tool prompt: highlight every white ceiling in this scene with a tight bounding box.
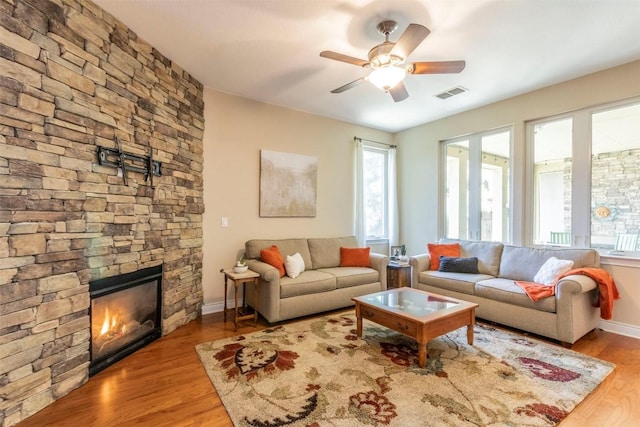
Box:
[94,0,640,133]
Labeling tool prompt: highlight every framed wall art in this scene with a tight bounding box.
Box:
[260,150,318,217]
[390,246,403,260]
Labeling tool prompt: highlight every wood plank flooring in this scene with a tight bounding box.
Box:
[16,310,640,426]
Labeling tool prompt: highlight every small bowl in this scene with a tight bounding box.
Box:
[233,265,248,274]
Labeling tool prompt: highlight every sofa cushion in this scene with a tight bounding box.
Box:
[439,239,503,276]
[438,256,479,274]
[340,247,370,267]
[246,238,313,269]
[308,236,359,269]
[533,257,574,285]
[475,278,556,313]
[427,243,460,270]
[498,246,599,282]
[284,252,305,278]
[417,271,493,296]
[260,245,285,277]
[318,267,379,289]
[280,270,336,298]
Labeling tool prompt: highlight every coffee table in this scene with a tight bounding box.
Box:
[352,288,478,368]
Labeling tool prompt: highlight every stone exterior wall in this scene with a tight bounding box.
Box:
[591,148,640,238]
[547,149,639,246]
[0,1,204,425]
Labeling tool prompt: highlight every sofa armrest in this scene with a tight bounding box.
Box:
[369,252,388,272]
[246,259,280,282]
[554,274,600,344]
[556,274,598,295]
[409,253,431,287]
[369,253,389,289]
[246,259,282,322]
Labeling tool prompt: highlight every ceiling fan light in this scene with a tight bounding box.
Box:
[370,54,391,67]
[368,66,406,91]
[368,41,397,67]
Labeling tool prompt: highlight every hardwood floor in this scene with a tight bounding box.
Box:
[16,310,640,426]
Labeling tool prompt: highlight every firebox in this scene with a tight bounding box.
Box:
[89,265,162,376]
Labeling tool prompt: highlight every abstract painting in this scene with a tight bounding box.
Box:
[260,150,317,217]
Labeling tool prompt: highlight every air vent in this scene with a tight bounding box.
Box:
[435,86,468,100]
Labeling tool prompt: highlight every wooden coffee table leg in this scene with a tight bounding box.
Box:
[355,304,362,337]
[467,310,476,345]
[418,342,427,368]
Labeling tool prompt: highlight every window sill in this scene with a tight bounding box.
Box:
[600,252,640,268]
[366,238,389,246]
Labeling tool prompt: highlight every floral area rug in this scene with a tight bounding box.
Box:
[195,313,614,426]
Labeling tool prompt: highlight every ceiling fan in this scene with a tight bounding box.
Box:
[320,20,466,102]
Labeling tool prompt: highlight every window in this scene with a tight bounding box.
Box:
[363,146,388,240]
[591,102,640,254]
[531,117,573,246]
[526,98,640,257]
[443,128,511,242]
[355,141,397,246]
[444,140,468,239]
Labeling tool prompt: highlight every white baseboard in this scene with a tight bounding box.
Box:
[202,300,233,315]
[599,319,640,339]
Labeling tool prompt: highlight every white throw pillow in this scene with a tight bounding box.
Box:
[533,257,574,285]
[285,252,305,278]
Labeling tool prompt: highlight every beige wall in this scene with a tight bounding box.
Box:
[202,89,391,309]
[396,59,640,331]
[601,261,640,332]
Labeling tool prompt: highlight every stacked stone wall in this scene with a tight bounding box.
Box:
[553,149,640,243]
[591,148,640,238]
[0,0,204,425]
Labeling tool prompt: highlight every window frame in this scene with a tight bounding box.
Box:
[362,144,390,242]
[440,126,514,243]
[525,96,640,260]
[526,114,576,247]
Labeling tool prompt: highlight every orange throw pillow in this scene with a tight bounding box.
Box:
[427,243,460,271]
[340,247,370,267]
[260,245,285,277]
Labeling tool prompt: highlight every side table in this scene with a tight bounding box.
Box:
[387,263,411,288]
[221,268,260,331]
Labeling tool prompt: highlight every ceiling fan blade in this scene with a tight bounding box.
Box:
[390,24,430,59]
[410,60,466,74]
[389,82,409,102]
[331,77,365,93]
[320,51,369,67]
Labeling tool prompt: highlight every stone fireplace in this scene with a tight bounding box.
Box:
[0,1,204,425]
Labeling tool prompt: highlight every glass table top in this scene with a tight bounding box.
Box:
[360,289,460,317]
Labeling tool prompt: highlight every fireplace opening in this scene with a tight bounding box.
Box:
[89,265,162,376]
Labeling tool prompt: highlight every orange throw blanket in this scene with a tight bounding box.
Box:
[515,267,620,320]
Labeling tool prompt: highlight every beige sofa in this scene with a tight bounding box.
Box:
[244,236,388,323]
[410,239,601,344]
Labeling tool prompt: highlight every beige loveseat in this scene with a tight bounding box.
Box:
[244,236,388,323]
[410,239,601,344]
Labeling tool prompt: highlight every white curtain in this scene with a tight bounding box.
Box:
[388,146,399,247]
[354,139,366,245]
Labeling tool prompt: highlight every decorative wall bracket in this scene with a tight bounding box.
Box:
[97,138,162,187]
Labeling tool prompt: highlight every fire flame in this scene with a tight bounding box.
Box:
[99,307,127,338]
